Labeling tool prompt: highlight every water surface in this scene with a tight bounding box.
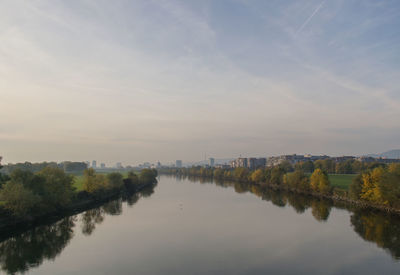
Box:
[1,176,400,274]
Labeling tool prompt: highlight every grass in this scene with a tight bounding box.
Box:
[73,175,85,192]
[329,174,357,191]
[72,171,133,192]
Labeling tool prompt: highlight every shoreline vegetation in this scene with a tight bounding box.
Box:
[0,166,158,233]
[159,162,400,214]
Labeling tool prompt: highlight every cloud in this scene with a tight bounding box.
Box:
[295,0,326,36]
[0,0,399,163]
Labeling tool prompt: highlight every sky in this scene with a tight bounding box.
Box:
[0,0,400,165]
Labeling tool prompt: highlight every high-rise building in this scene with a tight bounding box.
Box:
[92,160,97,168]
[116,162,122,169]
[176,160,182,168]
[100,163,106,169]
[209,158,215,167]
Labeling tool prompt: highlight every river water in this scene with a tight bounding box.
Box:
[1,176,400,274]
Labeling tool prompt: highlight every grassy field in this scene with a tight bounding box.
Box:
[72,171,133,192]
[329,174,357,191]
[73,175,85,191]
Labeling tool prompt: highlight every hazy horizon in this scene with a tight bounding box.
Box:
[1,0,400,165]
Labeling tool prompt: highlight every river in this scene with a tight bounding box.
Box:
[0,176,399,274]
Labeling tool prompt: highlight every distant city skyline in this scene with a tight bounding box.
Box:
[1,0,399,164]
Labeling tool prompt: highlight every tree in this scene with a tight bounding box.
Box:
[310,169,331,194]
[295,161,314,173]
[360,166,399,206]
[83,168,107,193]
[270,167,285,185]
[233,167,249,182]
[335,160,354,174]
[349,174,363,200]
[139,169,157,184]
[0,181,40,217]
[213,168,224,179]
[314,159,335,174]
[283,170,310,191]
[106,172,124,189]
[36,167,75,208]
[127,171,139,184]
[250,169,265,183]
[278,161,294,173]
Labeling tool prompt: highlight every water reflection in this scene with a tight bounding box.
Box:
[351,210,400,260]
[0,184,157,274]
[81,208,105,236]
[179,175,400,260]
[0,217,75,274]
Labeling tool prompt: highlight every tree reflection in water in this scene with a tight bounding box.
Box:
[81,208,105,236]
[0,217,75,274]
[351,210,400,259]
[183,176,400,260]
[0,183,157,274]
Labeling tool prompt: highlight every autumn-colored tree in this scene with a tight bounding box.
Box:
[213,168,224,179]
[360,167,388,204]
[233,167,249,182]
[310,168,331,194]
[360,166,400,206]
[250,169,265,183]
[83,168,107,193]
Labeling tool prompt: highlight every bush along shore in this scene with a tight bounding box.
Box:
[160,164,400,214]
[0,167,158,232]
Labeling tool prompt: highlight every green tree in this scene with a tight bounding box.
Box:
[283,170,310,191]
[0,182,40,217]
[127,171,139,184]
[314,159,335,174]
[106,172,124,189]
[294,161,314,173]
[335,160,354,174]
[36,167,75,208]
[139,169,157,184]
[278,161,294,173]
[349,174,363,200]
[269,167,285,185]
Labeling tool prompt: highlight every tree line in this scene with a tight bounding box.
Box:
[0,161,88,175]
[162,161,400,208]
[162,166,333,195]
[0,166,157,218]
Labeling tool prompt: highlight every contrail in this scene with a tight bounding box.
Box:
[295,0,326,36]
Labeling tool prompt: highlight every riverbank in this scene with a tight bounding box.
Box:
[255,181,400,215]
[0,182,155,235]
[162,171,400,215]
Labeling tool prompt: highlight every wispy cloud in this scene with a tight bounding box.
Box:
[1,0,400,163]
[295,0,326,36]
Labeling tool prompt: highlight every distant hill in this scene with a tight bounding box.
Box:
[367,149,400,159]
